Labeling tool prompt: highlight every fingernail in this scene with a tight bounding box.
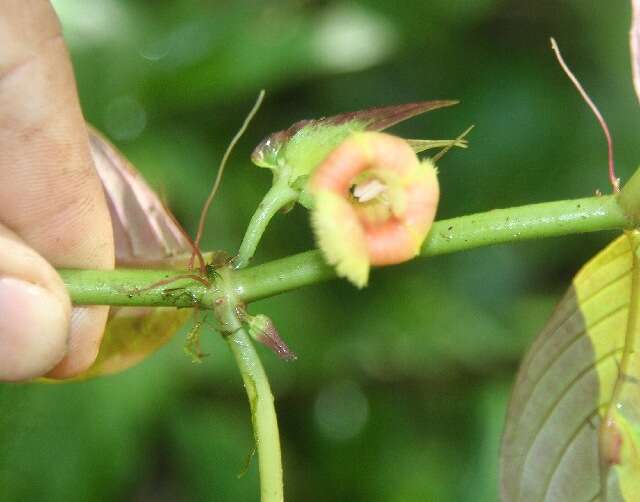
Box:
[46,305,106,379]
[0,277,69,381]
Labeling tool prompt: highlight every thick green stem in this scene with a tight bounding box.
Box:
[421,194,628,255]
[235,177,298,269]
[227,177,292,500]
[232,194,630,302]
[60,193,632,306]
[215,269,283,502]
[228,330,283,502]
[60,269,211,307]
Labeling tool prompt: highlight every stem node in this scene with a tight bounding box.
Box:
[618,167,640,227]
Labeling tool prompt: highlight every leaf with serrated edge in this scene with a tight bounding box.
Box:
[501,231,640,501]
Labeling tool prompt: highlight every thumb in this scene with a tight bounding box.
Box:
[0,1,115,378]
[0,224,71,381]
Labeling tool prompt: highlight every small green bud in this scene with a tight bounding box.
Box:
[247,314,297,361]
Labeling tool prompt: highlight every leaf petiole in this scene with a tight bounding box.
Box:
[235,173,298,269]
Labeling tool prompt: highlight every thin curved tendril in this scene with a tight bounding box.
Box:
[550,38,620,193]
[166,198,207,275]
[154,184,206,274]
[189,90,267,269]
[136,273,211,292]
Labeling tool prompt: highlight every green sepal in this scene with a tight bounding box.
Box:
[407,138,468,153]
[288,174,314,208]
[281,121,367,182]
[250,100,459,208]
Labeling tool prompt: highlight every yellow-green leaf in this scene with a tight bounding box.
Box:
[501,230,640,501]
[78,307,194,379]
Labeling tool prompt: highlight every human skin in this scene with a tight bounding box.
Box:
[0,0,114,380]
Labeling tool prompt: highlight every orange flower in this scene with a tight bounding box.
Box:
[310,132,439,287]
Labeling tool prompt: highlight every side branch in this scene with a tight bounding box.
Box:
[59,193,631,306]
[235,176,298,269]
[233,194,629,302]
[215,268,284,501]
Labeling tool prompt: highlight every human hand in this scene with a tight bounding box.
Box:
[0,0,114,380]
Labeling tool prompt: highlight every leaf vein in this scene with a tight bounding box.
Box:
[518,348,621,501]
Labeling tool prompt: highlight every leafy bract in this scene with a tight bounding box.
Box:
[501,231,640,501]
[250,100,460,209]
[251,100,458,170]
[65,128,199,379]
[89,126,194,267]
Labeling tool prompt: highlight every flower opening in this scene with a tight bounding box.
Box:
[310,132,439,287]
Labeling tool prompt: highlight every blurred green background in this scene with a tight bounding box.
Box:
[1,1,638,501]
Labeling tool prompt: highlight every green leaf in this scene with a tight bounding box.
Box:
[501,230,640,501]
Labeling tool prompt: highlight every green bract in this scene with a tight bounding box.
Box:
[250,100,461,209]
[282,122,366,177]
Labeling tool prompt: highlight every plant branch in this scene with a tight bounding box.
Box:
[221,177,290,500]
[235,176,298,269]
[60,269,212,307]
[233,193,630,301]
[214,268,284,502]
[59,193,633,307]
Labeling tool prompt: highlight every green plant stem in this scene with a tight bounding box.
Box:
[59,193,632,307]
[227,175,291,501]
[56,189,637,502]
[215,269,283,502]
[233,193,630,301]
[235,177,298,269]
[228,330,283,502]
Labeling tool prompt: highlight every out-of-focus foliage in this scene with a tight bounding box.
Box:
[1,1,637,500]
